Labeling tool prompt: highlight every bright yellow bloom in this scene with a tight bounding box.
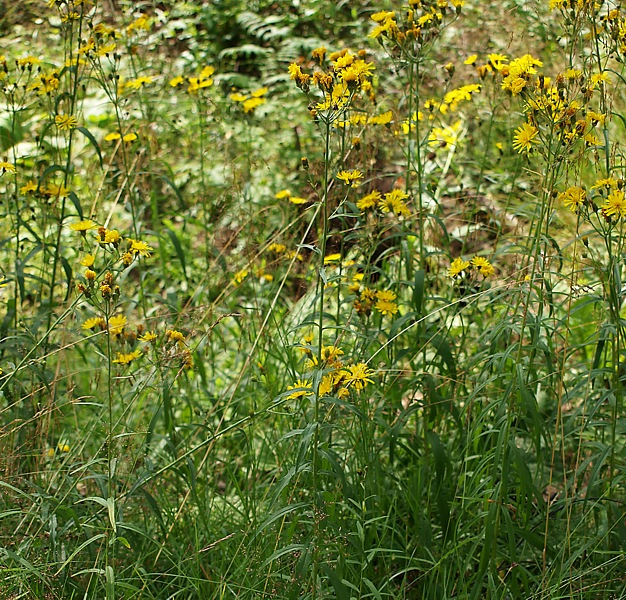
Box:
[169,76,184,87]
[69,219,97,232]
[140,331,158,342]
[20,181,37,194]
[286,379,312,399]
[43,183,69,197]
[336,169,363,186]
[559,186,586,212]
[129,239,153,257]
[96,42,117,57]
[367,111,393,125]
[17,56,42,67]
[108,315,127,335]
[55,114,78,131]
[602,190,626,218]
[376,289,396,302]
[470,256,495,277]
[512,122,539,153]
[125,76,154,90]
[375,299,398,316]
[242,97,265,113]
[113,350,142,364]
[81,254,95,267]
[447,257,470,277]
[324,253,342,264]
[342,363,374,391]
[233,269,248,284]
[356,190,381,211]
[166,329,185,343]
[0,162,16,174]
[82,317,106,330]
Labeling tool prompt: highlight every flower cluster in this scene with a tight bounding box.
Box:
[288,47,375,120]
[230,86,268,114]
[170,66,215,94]
[287,340,375,399]
[369,0,464,47]
[356,188,411,217]
[351,285,399,317]
[447,256,495,278]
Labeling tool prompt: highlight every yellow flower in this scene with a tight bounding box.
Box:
[512,122,539,153]
[590,72,612,89]
[376,289,396,302]
[55,114,78,131]
[275,189,291,200]
[81,254,95,267]
[602,190,626,219]
[243,97,265,113]
[375,299,398,316]
[113,350,143,364]
[69,219,97,232]
[447,257,470,278]
[464,54,478,65]
[342,363,374,391]
[123,133,138,143]
[289,196,308,205]
[0,161,16,175]
[105,132,122,142]
[251,86,268,98]
[42,183,70,197]
[356,190,381,211]
[96,42,117,57]
[20,181,37,194]
[336,169,363,186]
[268,243,286,253]
[17,56,42,67]
[140,331,158,342]
[319,374,334,396]
[229,92,248,102]
[233,269,248,285]
[108,315,127,335]
[170,76,184,88]
[324,253,342,264]
[125,76,154,90]
[129,238,153,257]
[470,256,495,277]
[166,329,185,343]
[102,229,121,244]
[286,379,312,399]
[368,111,393,125]
[559,187,586,212]
[82,317,106,330]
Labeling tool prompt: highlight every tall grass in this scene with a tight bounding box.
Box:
[1,0,626,598]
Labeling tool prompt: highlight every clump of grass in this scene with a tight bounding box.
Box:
[2,0,626,598]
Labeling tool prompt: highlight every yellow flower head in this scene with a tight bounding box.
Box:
[69,219,97,232]
[113,350,142,364]
[108,315,127,335]
[512,122,539,153]
[470,256,495,277]
[447,257,470,278]
[286,379,312,399]
[336,169,363,186]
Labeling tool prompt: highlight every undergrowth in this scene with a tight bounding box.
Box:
[1,0,626,598]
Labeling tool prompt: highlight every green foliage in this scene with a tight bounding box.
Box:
[2,0,626,598]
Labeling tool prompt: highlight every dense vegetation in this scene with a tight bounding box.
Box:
[2,0,626,598]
